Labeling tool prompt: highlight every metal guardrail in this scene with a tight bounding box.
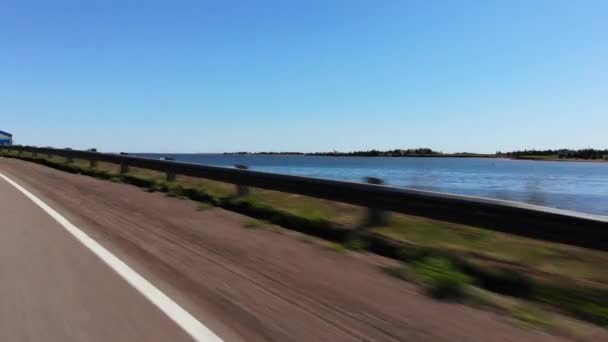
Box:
[2,145,607,251]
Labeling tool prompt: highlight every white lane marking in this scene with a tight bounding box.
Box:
[0,172,223,342]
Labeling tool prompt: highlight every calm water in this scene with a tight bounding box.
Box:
[136,154,608,216]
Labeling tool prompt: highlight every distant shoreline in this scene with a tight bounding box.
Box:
[219,152,608,163]
[222,153,495,158]
[509,156,608,163]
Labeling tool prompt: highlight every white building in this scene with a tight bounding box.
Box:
[0,130,13,145]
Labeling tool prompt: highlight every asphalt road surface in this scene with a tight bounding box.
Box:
[0,171,220,341]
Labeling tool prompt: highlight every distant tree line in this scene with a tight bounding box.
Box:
[224,151,305,155]
[498,149,608,160]
[224,148,442,157]
[309,148,440,157]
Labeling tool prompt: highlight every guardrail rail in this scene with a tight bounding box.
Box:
[2,145,607,251]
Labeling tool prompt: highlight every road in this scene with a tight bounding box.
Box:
[0,156,593,341]
[0,171,221,341]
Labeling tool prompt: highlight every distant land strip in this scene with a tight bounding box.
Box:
[222,148,608,161]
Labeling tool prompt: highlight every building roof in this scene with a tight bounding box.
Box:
[0,130,12,137]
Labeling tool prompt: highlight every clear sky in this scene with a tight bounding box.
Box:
[1,1,606,153]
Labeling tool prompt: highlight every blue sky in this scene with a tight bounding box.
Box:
[1,1,606,153]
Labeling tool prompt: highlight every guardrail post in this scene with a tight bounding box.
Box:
[87,148,97,168]
[163,157,176,181]
[235,165,249,196]
[166,172,176,181]
[119,153,129,174]
[365,177,389,226]
[120,163,129,174]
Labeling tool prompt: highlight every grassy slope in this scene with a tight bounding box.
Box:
[2,150,607,327]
